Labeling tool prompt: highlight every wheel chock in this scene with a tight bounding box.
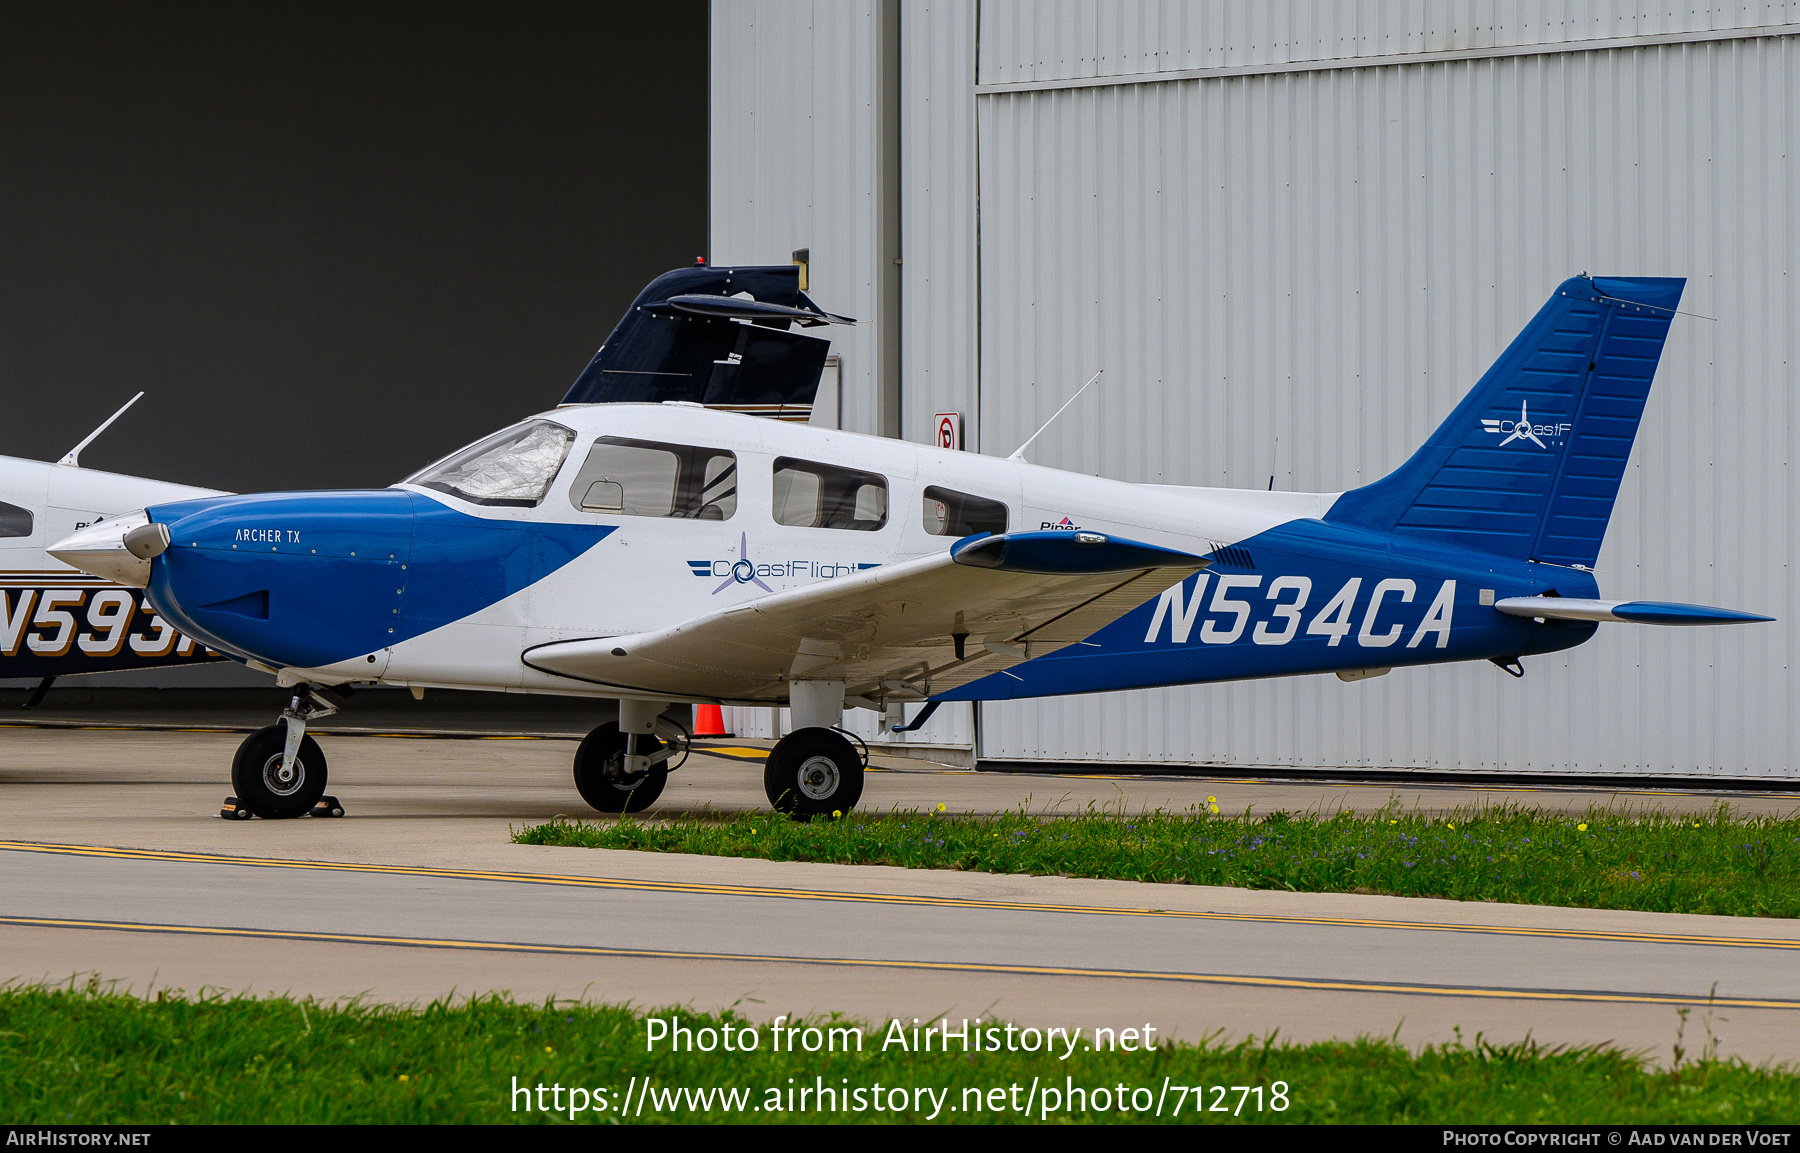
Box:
[220,796,253,820]
[310,795,346,818]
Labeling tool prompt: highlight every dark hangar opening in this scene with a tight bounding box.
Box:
[0,6,709,493]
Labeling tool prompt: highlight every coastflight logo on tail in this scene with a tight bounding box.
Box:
[1482,401,1570,449]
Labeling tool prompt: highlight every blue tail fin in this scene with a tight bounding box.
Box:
[1325,275,1685,569]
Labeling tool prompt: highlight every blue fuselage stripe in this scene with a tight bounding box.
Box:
[937,518,1597,701]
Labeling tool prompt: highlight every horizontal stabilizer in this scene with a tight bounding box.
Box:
[1495,597,1773,625]
[665,294,854,326]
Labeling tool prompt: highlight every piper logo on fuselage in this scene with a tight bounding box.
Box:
[1144,574,1459,650]
[1041,517,1081,531]
[688,533,878,595]
[1481,401,1571,449]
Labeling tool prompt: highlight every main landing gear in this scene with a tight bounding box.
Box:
[569,697,868,819]
[225,685,346,819]
[763,727,865,819]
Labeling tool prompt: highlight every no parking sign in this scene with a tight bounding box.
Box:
[934,412,962,451]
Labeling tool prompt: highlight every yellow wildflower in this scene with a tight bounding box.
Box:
[1577,823,1588,831]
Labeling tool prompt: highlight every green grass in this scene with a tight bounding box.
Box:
[4,980,1794,1124]
[515,801,1800,918]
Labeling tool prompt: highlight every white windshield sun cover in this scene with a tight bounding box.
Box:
[406,420,575,507]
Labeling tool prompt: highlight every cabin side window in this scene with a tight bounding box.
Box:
[771,457,888,531]
[567,437,738,520]
[921,486,1008,537]
[404,419,575,507]
[0,501,32,538]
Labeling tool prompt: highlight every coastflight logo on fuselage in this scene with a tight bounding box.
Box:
[687,533,879,594]
[1482,401,1571,449]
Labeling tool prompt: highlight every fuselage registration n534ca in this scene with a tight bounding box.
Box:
[46,268,1773,820]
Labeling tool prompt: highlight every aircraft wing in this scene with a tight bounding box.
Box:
[522,531,1207,703]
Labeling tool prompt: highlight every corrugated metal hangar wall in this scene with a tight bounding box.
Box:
[711,2,1800,779]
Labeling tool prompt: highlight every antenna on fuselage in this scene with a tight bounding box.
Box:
[58,392,145,468]
[1006,370,1102,462]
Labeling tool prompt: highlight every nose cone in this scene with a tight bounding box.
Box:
[48,510,158,587]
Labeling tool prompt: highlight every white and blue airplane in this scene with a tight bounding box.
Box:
[43,267,1772,820]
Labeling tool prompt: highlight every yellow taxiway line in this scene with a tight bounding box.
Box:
[4,840,1796,953]
[4,913,1797,1010]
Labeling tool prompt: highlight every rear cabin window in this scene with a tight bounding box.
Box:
[921,486,1008,537]
[0,501,31,538]
[771,457,888,531]
[567,437,737,520]
[405,419,575,507]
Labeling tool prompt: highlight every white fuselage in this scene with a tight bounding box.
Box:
[332,403,1336,697]
[0,455,223,677]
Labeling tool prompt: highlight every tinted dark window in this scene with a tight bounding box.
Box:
[921,486,1007,537]
[772,457,887,531]
[0,502,31,538]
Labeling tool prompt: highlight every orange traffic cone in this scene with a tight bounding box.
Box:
[694,703,731,738]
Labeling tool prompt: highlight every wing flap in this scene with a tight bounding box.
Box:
[523,531,1205,702]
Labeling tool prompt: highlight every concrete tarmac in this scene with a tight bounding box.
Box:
[3,725,1798,1066]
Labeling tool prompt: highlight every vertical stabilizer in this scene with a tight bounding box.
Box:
[1325,276,1685,569]
[559,265,850,416]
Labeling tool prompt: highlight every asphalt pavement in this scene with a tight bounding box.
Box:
[3,724,1797,1066]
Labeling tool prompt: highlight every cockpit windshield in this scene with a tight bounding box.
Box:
[403,419,575,507]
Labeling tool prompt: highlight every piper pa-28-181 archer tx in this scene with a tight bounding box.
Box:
[47,268,1773,819]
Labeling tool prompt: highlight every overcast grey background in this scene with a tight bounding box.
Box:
[0,6,708,494]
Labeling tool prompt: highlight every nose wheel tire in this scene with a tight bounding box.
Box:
[573,721,668,814]
[764,727,864,819]
[230,722,329,819]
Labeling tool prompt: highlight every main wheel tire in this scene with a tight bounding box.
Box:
[764,727,864,818]
[230,722,329,819]
[573,721,668,814]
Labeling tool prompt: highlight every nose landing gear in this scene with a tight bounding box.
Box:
[226,685,342,819]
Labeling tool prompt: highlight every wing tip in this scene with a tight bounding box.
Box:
[1613,601,1775,625]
